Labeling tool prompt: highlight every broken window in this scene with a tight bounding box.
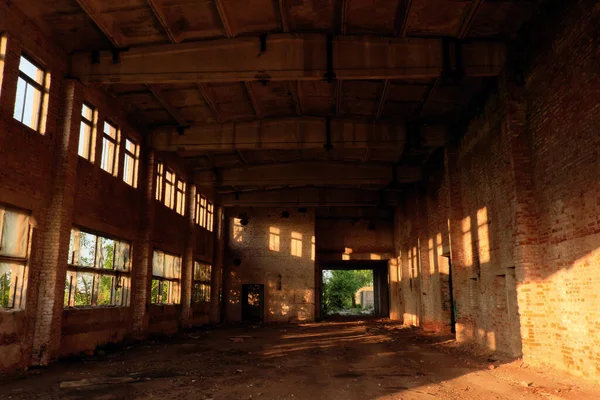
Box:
[64,228,131,308]
[291,232,303,257]
[207,202,214,232]
[192,261,211,303]
[176,179,186,215]
[195,193,207,227]
[269,227,280,252]
[0,206,32,309]
[13,54,50,133]
[164,170,175,209]
[123,138,139,188]
[151,250,181,305]
[78,103,96,162]
[156,161,164,201]
[100,121,120,176]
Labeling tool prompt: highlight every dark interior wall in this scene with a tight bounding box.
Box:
[224,207,316,322]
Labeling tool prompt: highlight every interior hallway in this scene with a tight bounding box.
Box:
[1,320,598,400]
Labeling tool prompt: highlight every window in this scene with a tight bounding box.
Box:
[13,54,50,133]
[0,206,31,309]
[176,179,186,215]
[192,262,211,303]
[233,218,244,243]
[156,162,164,201]
[195,193,206,226]
[151,250,181,305]
[100,122,120,176]
[311,236,315,261]
[164,170,175,209]
[64,228,131,308]
[207,202,214,232]
[123,138,139,188]
[269,227,280,252]
[291,232,302,257]
[0,35,7,97]
[78,103,96,161]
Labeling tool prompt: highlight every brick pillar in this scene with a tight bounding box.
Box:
[210,205,225,324]
[131,148,155,337]
[501,75,536,358]
[180,183,196,327]
[31,79,82,365]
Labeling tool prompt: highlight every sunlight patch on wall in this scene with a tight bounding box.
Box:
[291,232,302,257]
[477,207,490,264]
[269,226,280,252]
[233,218,244,243]
[462,216,473,267]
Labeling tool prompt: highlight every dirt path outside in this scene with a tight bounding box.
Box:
[1,320,598,400]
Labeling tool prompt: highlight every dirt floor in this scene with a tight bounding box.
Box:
[1,320,599,400]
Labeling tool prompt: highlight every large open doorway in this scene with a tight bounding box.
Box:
[317,260,390,320]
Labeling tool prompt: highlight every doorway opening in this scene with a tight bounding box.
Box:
[242,284,264,322]
[318,260,390,320]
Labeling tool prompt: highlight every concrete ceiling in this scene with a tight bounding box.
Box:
[13,0,540,201]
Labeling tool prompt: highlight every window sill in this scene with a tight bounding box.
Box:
[9,118,47,137]
[63,306,130,310]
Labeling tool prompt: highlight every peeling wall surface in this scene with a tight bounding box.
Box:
[225,208,315,323]
[394,0,600,380]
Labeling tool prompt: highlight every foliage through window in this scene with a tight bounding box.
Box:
[64,228,131,308]
[101,122,120,176]
[0,206,31,309]
[78,103,96,161]
[151,250,181,305]
[13,54,50,133]
[123,138,139,188]
[192,262,211,303]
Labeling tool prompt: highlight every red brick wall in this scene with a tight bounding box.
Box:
[225,208,315,322]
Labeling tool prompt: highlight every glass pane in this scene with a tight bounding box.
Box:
[193,262,202,280]
[101,138,115,173]
[74,272,94,306]
[152,251,164,277]
[126,138,136,153]
[22,83,41,129]
[173,256,181,279]
[151,279,160,304]
[78,123,92,159]
[0,209,29,258]
[164,254,174,279]
[13,77,26,121]
[104,122,117,139]
[97,275,114,306]
[115,241,131,272]
[162,280,170,303]
[78,232,97,267]
[0,264,12,308]
[19,56,43,83]
[82,104,93,120]
[99,237,115,269]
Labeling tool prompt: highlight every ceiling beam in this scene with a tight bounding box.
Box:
[417,77,441,117]
[278,0,289,32]
[213,0,233,38]
[197,84,222,123]
[146,0,179,43]
[219,187,403,207]
[244,82,263,119]
[75,0,123,47]
[196,162,422,187]
[147,84,188,127]
[375,79,390,120]
[340,0,349,34]
[70,35,506,84]
[394,0,413,37]
[290,81,302,115]
[458,0,484,39]
[152,117,421,151]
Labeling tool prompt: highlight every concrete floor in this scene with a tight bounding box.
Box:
[1,321,598,400]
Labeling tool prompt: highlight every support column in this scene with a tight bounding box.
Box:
[210,205,225,324]
[31,79,82,365]
[131,148,156,337]
[181,183,196,327]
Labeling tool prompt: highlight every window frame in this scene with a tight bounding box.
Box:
[123,137,140,188]
[156,161,164,201]
[0,205,32,310]
[175,179,186,215]
[100,121,121,176]
[64,227,132,308]
[151,249,182,305]
[196,194,207,227]
[78,102,97,162]
[13,53,50,134]
[164,169,176,209]
[207,201,214,232]
[192,261,212,304]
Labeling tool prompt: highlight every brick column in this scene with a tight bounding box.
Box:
[210,205,225,324]
[31,79,82,365]
[180,183,196,327]
[131,148,156,337]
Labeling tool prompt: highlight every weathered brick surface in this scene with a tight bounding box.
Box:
[395,0,600,379]
[225,208,315,322]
